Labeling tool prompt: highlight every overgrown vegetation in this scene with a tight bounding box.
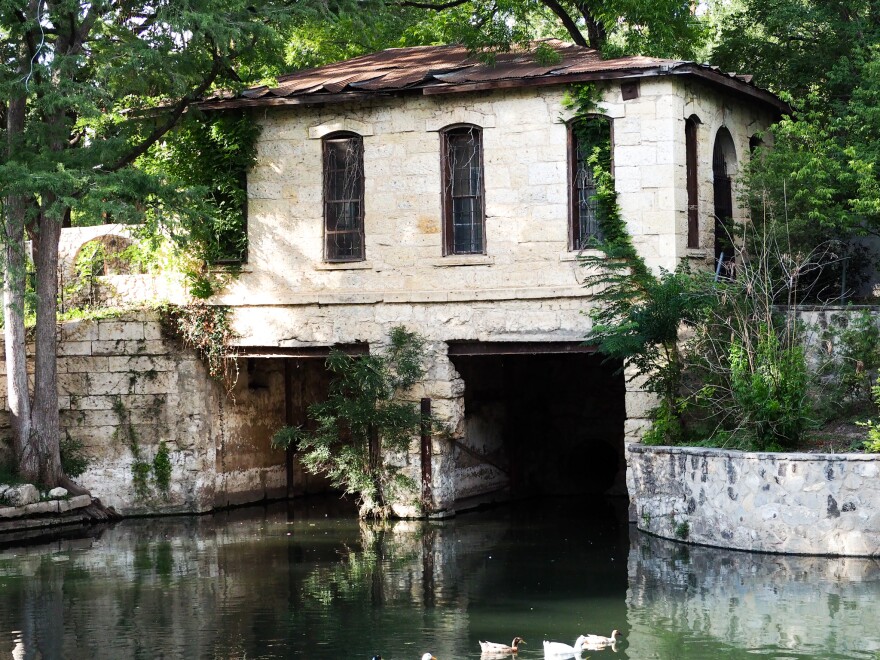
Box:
[158,304,239,387]
[272,326,434,518]
[139,112,261,298]
[111,396,172,499]
[60,433,90,479]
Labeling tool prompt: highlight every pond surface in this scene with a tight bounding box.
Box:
[0,497,878,660]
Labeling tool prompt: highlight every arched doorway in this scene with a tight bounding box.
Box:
[713,127,737,277]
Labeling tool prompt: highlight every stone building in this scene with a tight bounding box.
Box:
[202,40,785,516]
[0,40,785,516]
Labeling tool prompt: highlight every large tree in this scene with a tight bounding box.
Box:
[398,0,706,57]
[0,0,319,485]
[709,0,880,297]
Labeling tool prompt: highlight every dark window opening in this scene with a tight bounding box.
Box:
[686,115,700,249]
[323,133,365,262]
[570,116,612,250]
[442,126,484,255]
[713,128,736,278]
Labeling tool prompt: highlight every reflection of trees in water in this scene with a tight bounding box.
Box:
[0,504,510,659]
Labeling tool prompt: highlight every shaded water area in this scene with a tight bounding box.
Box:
[1,497,879,659]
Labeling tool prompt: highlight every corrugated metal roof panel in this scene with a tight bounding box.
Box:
[201,40,784,112]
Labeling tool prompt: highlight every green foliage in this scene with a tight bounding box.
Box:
[60,433,90,479]
[711,1,880,293]
[272,326,432,518]
[857,384,880,453]
[829,309,880,408]
[153,442,172,494]
[140,112,261,297]
[727,325,810,451]
[673,520,689,540]
[159,304,239,385]
[571,84,711,443]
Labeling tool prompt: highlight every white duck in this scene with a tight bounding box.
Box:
[582,630,621,648]
[421,654,437,660]
[543,635,588,657]
[479,636,525,654]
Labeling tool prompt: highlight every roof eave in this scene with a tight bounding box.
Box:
[199,63,788,115]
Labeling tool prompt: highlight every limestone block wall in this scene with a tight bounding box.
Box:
[0,311,291,515]
[628,444,880,556]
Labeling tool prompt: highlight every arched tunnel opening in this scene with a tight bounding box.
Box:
[449,344,627,501]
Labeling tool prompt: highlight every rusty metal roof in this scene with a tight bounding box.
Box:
[202,39,786,112]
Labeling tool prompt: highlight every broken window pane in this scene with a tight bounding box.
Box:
[323,134,365,261]
[570,117,611,250]
[444,127,484,255]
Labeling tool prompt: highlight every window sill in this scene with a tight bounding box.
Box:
[314,261,373,271]
[559,250,604,262]
[686,249,707,259]
[431,255,494,267]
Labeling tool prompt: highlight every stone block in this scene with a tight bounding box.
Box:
[48,487,68,499]
[98,321,145,341]
[88,372,136,395]
[76,395,117,410]
[61,319,99,342]
[6,484,39,507]
[58,341,93,356]
[61,494,92,512]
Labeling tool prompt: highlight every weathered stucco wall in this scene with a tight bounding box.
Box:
[628,444,880,556]
[0,312,297,515]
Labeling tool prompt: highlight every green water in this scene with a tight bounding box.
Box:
[0,498,878,659]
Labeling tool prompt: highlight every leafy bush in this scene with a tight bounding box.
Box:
[827,309,880,409]
[272,326,432,518]
[60,432,90,478]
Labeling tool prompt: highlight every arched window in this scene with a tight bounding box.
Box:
[713,127,737,276]
[685,115,701,249]
[442,125,484,255]
[323,132,365,262]
[569,115,612,250]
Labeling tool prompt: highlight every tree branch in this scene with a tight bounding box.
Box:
[539,0,588,47]
[398,0,469,9]
[103,49,226,173]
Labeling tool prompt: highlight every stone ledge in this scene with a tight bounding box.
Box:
[0,494,92,520]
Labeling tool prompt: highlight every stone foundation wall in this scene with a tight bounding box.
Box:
[0,311,295,515]
[628,444,880,556]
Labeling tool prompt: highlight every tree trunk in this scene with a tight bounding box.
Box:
[30,197,63,485]
[368,424,385,514]
[4,44,36,481]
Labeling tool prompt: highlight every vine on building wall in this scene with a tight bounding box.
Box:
[159,303,239,389]
[567,83,703,443]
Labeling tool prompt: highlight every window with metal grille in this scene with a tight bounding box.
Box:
[442,126,484,255]
[686,115,700,249]
[323,133,365,262]
[570,116,611,250]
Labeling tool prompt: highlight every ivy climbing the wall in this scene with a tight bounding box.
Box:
[567,84,711,444]
[159,303,239,388]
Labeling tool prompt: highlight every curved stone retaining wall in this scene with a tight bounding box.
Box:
[627,444,880,556]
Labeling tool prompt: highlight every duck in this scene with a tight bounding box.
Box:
[421,654,437,660]
[582,630,621,647]
[543,635,588,657]
[479,637,526,654]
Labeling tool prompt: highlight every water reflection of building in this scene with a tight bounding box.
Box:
[626,533,880,658]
